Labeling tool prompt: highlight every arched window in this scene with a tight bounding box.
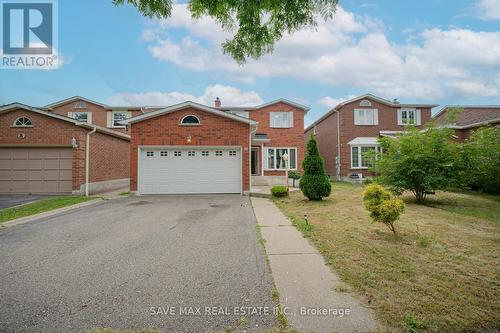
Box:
[359,99,372,107]
[181,115,201,125]
[13,117,33,127]
[74,101,87,109]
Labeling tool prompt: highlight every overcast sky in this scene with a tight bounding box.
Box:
[1,0,499,126]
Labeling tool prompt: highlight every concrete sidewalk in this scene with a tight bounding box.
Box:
[251,197,378,333]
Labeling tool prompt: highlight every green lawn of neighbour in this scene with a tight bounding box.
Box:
[0,196,98,224]
[273,182,500,332]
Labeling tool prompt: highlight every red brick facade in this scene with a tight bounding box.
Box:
[305,96,433,179]
[0,108,130,191]
[129,107,251,192]
[250,102,306,176]
[49,99,142,134]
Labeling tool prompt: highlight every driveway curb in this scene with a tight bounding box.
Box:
[0,198,104,228]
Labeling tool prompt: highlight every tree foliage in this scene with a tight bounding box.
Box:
[362,183,404,237]
[374,125,462,202]
[300,135,331,200]
[461,127,500,194]
[113,0,338,63]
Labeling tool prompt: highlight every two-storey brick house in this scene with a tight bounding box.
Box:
[304,94,438,180]
[124,98,309,195]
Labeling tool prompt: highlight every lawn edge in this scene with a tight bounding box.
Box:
[0,198,103,228]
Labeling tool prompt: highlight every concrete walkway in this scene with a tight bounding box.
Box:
[251,197,378,333]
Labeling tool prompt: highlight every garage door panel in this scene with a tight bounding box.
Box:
[139,147,241,194]
[0,148,72,194]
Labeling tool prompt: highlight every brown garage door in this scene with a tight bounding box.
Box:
[0,148,73,194]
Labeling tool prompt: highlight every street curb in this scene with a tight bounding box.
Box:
[0,198,104,229]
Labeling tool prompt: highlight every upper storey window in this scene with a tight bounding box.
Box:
[398,108,421,126]
[180,115,201,125]
[111,111,131,128]
[354,109,378,125]
[359,99,372,107]
[270,112,293,128]
[13,117,32,127]
[68,112,91,123]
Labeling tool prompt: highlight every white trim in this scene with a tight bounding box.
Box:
[347,137,378,145]
[270,111,294,128]
[256,98,310,112]
[69,111,92,124]
[354,108,378,125]
[124,101,257,125]
[111,110,131,128]
[180,114,201,125]
[350,145,379,169]
[398,108,420,126]
[263,147,298,171]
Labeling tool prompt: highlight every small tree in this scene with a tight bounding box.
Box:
[300,135,331,200]
[362,183,404,238]
[288,171,301,187]
[461,127,500,194]
[374,125,462,202]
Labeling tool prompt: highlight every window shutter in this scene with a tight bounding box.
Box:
[87,112,92,124]
[373,109,379,125]
[288,112,293,128]
[263,149,268,169]
[416,109,421,125]
[397,109,402,125]
[270,112,276,128]
[126,111,132,119]
[107,112,112,127]
[67,112,73,119]
[354,110,360,125]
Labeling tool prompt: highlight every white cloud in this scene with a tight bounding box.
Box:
[142,4,500,101]
[107,84,263,107]
[317,95,357,108]
[476,0,500,20]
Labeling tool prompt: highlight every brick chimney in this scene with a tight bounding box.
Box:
[214,97,221,108]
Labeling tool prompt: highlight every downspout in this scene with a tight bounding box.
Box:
[335,109,341,181]
[249,124,258,193]
[85,126,97,196]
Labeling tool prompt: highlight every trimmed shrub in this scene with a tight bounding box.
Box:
[362,183,404,237]
[300,135,331,200]
[271,185,289,197]
[288,170,301,187]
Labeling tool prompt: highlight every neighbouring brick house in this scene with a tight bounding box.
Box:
[0,103,130,194]
[44,96,148,133]
[433,105,500,141]
[124,98,309,195]
[304,94,438,181]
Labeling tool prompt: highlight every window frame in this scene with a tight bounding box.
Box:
[73,101,87,109]
[270,112,294,128]
[111,111,130,128]
[350,145,380,169]
[12,117,33,127]
[71,111,91,123]
[180,115,201,126]
[398,108,421,126]
[264,147,297,170]
[354,108,378,126]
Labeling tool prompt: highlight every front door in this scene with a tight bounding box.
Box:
[251,148,259,176]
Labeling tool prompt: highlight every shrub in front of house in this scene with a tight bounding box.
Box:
[300,135,331,200]
[271,185,289,197]
[288,170,301,187]
[362,183,404,238]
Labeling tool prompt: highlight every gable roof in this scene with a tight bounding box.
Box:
[44,96,144,111]
[123,101,258,126]
[304,93,439,132]
[0,103,130,140]
[217,98,310,113]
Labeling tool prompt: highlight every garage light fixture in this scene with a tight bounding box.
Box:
[187,135,192,144]
[71,137,78,149]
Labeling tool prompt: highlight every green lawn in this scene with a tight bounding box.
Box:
[0,196,98,223]
[273,182,500,332]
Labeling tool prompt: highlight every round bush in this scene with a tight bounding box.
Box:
[271,185,289,197]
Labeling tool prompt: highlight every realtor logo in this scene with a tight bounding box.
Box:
[1,0,58,69]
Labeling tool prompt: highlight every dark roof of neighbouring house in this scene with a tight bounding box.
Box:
[434,105,500,128]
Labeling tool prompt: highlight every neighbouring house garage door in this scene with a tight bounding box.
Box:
[0,148,73,194]
[138,147,242,194]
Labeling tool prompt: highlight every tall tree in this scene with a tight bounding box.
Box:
[300,135,332,200]
[112,0,338,63]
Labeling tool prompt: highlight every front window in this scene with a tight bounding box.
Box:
[351,146,379,168]
[265,148,297,170]
[354,109,377,125]
[270,112,293,128]
[112,111,130,128]
[13,117,32,127]
[72,112,90,123]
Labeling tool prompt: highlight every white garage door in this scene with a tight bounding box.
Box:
[138,147,242,194]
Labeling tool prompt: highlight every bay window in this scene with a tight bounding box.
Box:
[265,148,297,170]
[351,146,380,169]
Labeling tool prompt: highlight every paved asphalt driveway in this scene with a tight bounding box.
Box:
[0,194,49,210]
[0,195,277,332]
